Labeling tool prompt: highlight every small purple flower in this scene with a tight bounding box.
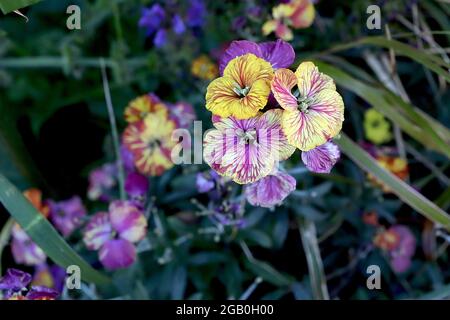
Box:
[245,169,296,208]
[172,14,186,35]
[11,223,46,266]
[169,101,196,129]
[301,141,340,174]
[212,201,245,228]
[83,201,147,270]
[88,163,117,202]
[138,4,166,36]
[125,172,149,208]
[121,144,136,172]
[33,264,65,293]
[0,268,31,297]
[196,171,216,193]
[186,0,206,28]
[154,28,167,48]
[388,225,416,273]
[48,196,87,237]
[219,39,295,74]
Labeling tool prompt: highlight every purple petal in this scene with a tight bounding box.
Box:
[11,223,46,266]
[138,4,166,36]
[99,239,136,270]
[109,201,147,243]
[245,169,296,208]
[172,14,186,35]
[26,286,59,300]
[125,172,149,206]
[48,196,87,237]
[0,269,32,293]
[390,256,412,273]
[153,28,167,48]
[301,141,340,173]
[219,40,262,75]
[186,0,206,28]
[83,212,113,251]
[259,40,295,69]
[87,163,117,202]
[120,144,136,172]
[390,225,416,257]
[196,172,215,193]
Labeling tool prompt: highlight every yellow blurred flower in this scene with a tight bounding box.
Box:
[262,0,315,41]
[364,108,392,145]
[191,55,219,80]
[368,155,409,193]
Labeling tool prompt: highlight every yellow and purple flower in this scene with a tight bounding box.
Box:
[271,61,345,151]
[262,0,315,41]
[301,140,340,173]
[203,109,295,184]
[245,168,296,208]
[168,101,196,129]
[123,105,177,176]
[206,53,273,119]
[83,201,147,270]
[47,196,87,237]
[219,39,295,75]
[124,93,166,124]
[0,269,58,300]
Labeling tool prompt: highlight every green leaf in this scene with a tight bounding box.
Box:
[0,173,109,284]
[243,258,295,287]
[298,218,329,300]
[419,283,450,300]
[0,0,42,14]
[336,134,450,230]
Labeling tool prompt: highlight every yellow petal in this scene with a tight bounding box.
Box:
[295,61,335,98]
[271,68,299,111]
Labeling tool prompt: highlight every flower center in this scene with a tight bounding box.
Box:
[238,128,258,145]
[297,96,312,113]
[233,85,250,98]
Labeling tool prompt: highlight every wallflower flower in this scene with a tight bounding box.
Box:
[87,163,117,202]
[191,55,219,80]
[186,0,206,28]
[262,0,315,41]
[11,189,48,266]
[83,201,147,270]
[123,106,177,176]
[0,269,58,300]
[271,61,345,151]
[206,53,273,119]
[124,93,166,124]
[47,196,87,237]
[374,225,416,273]
[301,140,340,173]
[364,108,392,145]
[125,172,149,208]
[204,109,295,184]
[245,168,296,208]
[196,170,231,202]
[212,201,245,228]
[32,264,65,293]
[219,39,295,75]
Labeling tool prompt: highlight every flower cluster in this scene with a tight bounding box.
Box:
[83,201,147,270]
[122,93,195,177]
[203,39,344,207]
[139,0,206,48]
[262,0,315,41]
[0,269,59,300]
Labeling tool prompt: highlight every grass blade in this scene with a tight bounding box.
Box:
[0,0,42,14]
[298,218,329,300]
[336,134,450,230]
[0,173,109,284]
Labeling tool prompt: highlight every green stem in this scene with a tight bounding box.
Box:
[100,58,125,200]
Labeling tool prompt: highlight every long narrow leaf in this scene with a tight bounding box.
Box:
[336,134,450,230]
[298,218,329,300]
[0,173,109,284]
[314,61,450,159]
[0,0,42,14]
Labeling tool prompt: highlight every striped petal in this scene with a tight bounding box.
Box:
[290,0,315,29]
[83,212,112,251]
[109,201,147,243]
[295,61,335,98]
[271,68,298,111]
[204,109,294,184]
[301,141,340,173]
[223,53,273,87]
[99,239,136,270]
[282,88,344,151]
